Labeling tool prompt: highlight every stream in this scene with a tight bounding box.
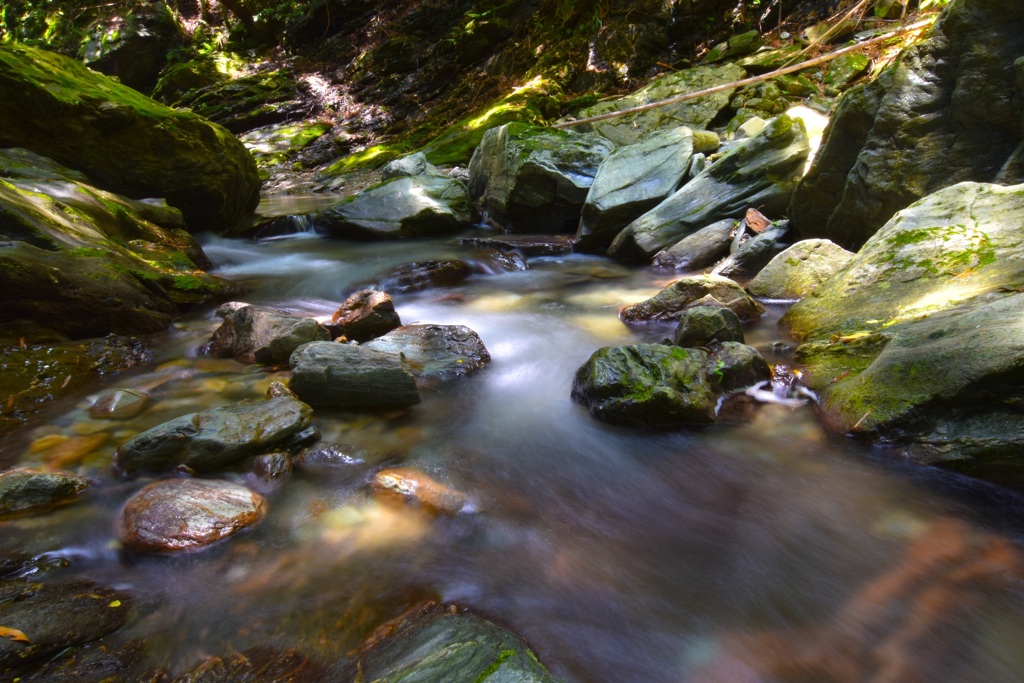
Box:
[6,196,1024,682]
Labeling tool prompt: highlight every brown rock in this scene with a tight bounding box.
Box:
[326,290,401,342]
[370,468,474,515]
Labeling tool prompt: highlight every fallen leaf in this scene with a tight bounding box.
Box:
[745,208,772,233]
[108,600,122,608]
[0,625,30,643]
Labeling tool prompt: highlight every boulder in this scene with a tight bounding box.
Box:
[468,123,614,233]
[456,234,577,257]
[652,219,736,271]
[673,306,744,347]
[171,70,307,134]
[315,175,472,239]
[381,151,445,180]
[172,647,316,682]
[0,468,89,517]
[0,44,260,233]
[620,274,764,323]
[712,220,791,278]
[350,606,564,683]
[747,239,854,299]
[608,113,811,261]
[120,478,267,553]
[288,341,421,409]
[78,2,179,93]
[708,342,771,392]
[576,127,711,252]
[363,324,491,382]
[203,305,330,364]
[114,397,313,477]
[571,344,717,427]
[294,442,368,470]
[376,259,473,292]
[788,0,1024,249]
[325,290,401,342]
[573,64,747,146]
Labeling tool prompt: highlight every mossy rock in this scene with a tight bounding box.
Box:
[151,57,231,105]
[747,239,854,299]
[174,69,306,134]
[241,122,332,170]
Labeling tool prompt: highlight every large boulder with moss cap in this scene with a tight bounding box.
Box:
[468,123,614,233]
[608,113,811,261]
[0,44,260,233]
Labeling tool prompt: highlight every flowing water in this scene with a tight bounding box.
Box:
[6,198,1024,681]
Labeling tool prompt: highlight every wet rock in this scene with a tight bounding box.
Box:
[203,305,330,364]
[288,342,420,409]
[173,646,319,683]
[0,44,260,233]
[708,342,772,392]
[608,113,811,262]
[350,605,564,683]
[266,381,298,400]
[19,639,154,683]
[456,234,577,257]
[381,152,445,181]
[652,219,736,271]
[468,123,614,233]
[120,478,267,554]
[576,127,707,253]
[316,175,472,240]
[294,442,367,470]
[363,324,490,382]
[747,239,854,299]
[371,468,474,515]
[571,344,717,427]
[0,579,131,678]
[88,389,150,420]
[325,290,401,342]
[248,452,292,488]
[0,468,89,517]
[574,63,746,146]
[114,397,313,477]
[376,259,473,293]
[788,0,1024,249]
[620,274,764,324]
[673,306,744,347]
[712,220,791,278]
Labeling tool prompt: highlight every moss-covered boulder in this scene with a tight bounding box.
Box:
[468,123,614,233]
[77,2,180,93]
[0,44,260,233]
[620,274,764,323]
[747,239,854,299]
[571,344,717,427]
[172,70,306,134]
[608,113,810,262]
[673,305,744,347]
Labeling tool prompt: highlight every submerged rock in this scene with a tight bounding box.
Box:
[371,468,474,515]
[363,324,490,382]
[120,478,267,553]
[0,468,89,517]
[747,239,854,299]
[114,397,313,477]
[172,646,318,682]
[88,389,151,420]
[456,234,577,257]
[620,274,764,324]
[203,305,330,364]
[289,342,420,409]
[325,290,402,342]
[468,123,614,233]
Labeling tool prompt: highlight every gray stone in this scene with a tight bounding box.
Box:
[468,123,614,233]
[316,175,472,239]
[608,114,810,261]
[114,397,313,477]
[288,341,421,408]
[708,342,771,392]
[364,324,490,382]
[120,478,267,554]
[621,274,764,323]
[376,259,473,292]
[574,63,747,146]
[381,151,445,180]
[0,468,89,517]
[788,0,1024,249]
[712,221,791,278]
[203,305,330,364]
[747,239,854,299]
[78,2,178,93]
[571,344,717,427]
[652,219,737,271]
[674,306,744,346]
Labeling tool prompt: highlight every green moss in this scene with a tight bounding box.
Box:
[474,649,517,683]
[323,144,408,174]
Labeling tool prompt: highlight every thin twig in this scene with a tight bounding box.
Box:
[553,18,934,130]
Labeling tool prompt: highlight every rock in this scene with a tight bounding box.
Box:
[241,121,332,175]
[822,52,870,94]
[652,219,737,271]
[325,290,401,342]
[747,239,854,299]
[350,605,564,683]
[608,113,811,261]
[0,580,131,678]
[371,468,474,515]
[172,70,307,134]
[172,646,318,682]
[120,478,267,554]
[152,57,228,105]
[114,397,313,477]
[376,259,473,293]
[78,3,179,93]
[708,342,772,392]
[248,452,292,487]
[573,63,747,146]
[620,274,764,323]
[88,389,150,420]
[0,44,260,233]
[571,344,717,427]
[203,305,330,364]
[703,30,763,63]
[674,306,744,347]
[363,324,490,382]
[266,381,298,400]
[468,123,614,233]
[0,468,89,517]
[381,152,445,180]
[712,220,791,278]
[288,342,420,409]
[576,127,706,253]
[316,175,472,240]
[294,442,367,470]
[456,234,577,257]
[788,0,1024,249]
